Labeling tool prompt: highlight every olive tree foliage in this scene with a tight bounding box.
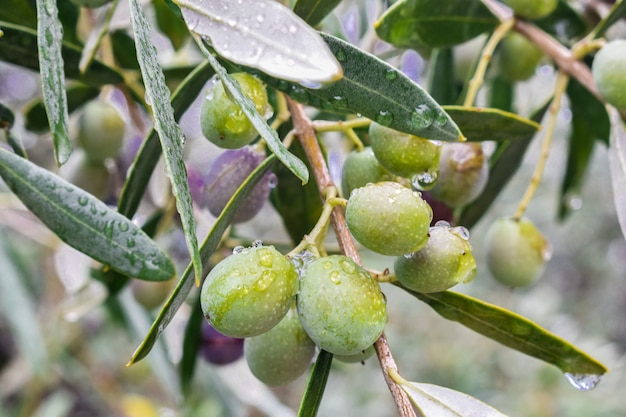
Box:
[0,0,625,416]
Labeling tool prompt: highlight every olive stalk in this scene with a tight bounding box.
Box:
[287,97,419,417]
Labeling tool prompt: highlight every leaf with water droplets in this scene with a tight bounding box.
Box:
[375,0,498,50]
[397,285,608,376]
[293,0,342,26]
[389,370,509,417]
[442,106,541,142]
[128,155,277,365]
[176,0,342,86]
[129,0,202,284]
[36,0,71,165]
[608,107,626,244]
[0,149,175,281]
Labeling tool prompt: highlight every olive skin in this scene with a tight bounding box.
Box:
[341,147,394,197]
[592,40,626,111]
[77,101,125,164]
[499,32,544,82]
[501,0,558,19]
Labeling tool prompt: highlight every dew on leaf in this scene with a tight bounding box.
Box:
[118,222,130,232]
[410,104,436,130]
[335,48,347,62]
[127,237,136,248]
[375,110,394,126]
[564,373,602,391]
[78,195,89,206]
[385,68,398,81]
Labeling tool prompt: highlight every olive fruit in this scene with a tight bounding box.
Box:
[501,0,558,19]
[369,122,441,181]
[77,101,126,164]
[200,245,298,338]
[201,147,276,223]
[297,255,387,356]
[341,147,394,196]
[199,322,244,366]
[200,73,271,149]
[394,222,476,293]
[592,40,626,111]
[346,182,432,256]
[498,32,544,81]
[428,142,488,208]
[131,279,174,310]
[485,217,552,287]
[244,307,316,386]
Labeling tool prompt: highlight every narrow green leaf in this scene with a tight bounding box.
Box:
[0,0,36,28]
[0,21,124,85]
[297,350,333,417]
[0,102,15,129]
[0,148,175,281]
[129,0,201,283]
[442,105,541,142]
[36,0,72,165]
[24,85,100,133]
[128,155,276,364]
[428,48,458,105]
[57,0,81,46]
[293,0,342,26]
[458,101,550,228]
[117,61,214,218]
[154,0,189,50]
[253,33,462,142]
[488,75,514,112]
[198,42,309,183]
[177,0,342,85]
[0,230,48,374]
[398,285,608,375]
[567,79,610,144]
[591,0,626,39]
[375,0,498,49]
[390,372,509,417]
[110,29,140,70]
[180,297,204,396]
[608,107,626,243]
[0,102,27,158]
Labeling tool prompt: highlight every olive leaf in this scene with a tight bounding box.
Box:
[297,350,333,417]
[608,107,626,243]
[36,0,71,165]
[442,106,541,142]
[0,148,175,281]
[175,0,342,86]
[293,0,343,26]
[129,0,202,284]
[389,370,509,417]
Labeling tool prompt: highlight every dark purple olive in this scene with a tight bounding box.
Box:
[199,321,244,365]
[201,147,276,223]
[422,192,454,226]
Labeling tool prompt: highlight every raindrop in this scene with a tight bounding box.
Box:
[375,110,394,126]
[339,259,356,274]
[410,104,436,130]
[453,226,470,240]
[78,195,89,206]
[119,222,130,232]
[290,85,310,104]
[330,271,342,284]
[335,48,347,62]
[252,239,263,248]
[542,241,554,262]
[127,237,136,248]
[385,68,398,81]
[299,80,323,89]
[329,95,348,108]
[256,15,265,23]
[411,171,438,191]
[434,220,451,228]
[233,246,246,254]
[565,193,583,211]
[288,24,298,34]
[564,373,602,391]
[436,113,449,126]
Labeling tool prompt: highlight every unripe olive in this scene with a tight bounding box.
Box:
[501,0,558,19]
[297,256,387,356]
[498,32,544,81]
[346,182,432,256]
[592,40,626,111]
[200,73,271,149]
[201,245,298,338]
[131,279,175,310]
[77,101,125,164]
[394,222,476,293]
[428,142,488,207]
[369,122,441,181]
[244,307,316,386]
[341,147,394,196]
[485,217,552,287]
[199,322,244,366]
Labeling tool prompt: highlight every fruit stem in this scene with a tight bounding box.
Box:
[270,91,291,131]
[287,97,418,417]
[313,118,370,151]
[512,71,569,221]
[463,18,515,107]
[369,268,398,284]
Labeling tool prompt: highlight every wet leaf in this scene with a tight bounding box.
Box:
[608,107,626,244]
[154,0,189,50]
[375,0,497,49]
[177,0,342,85]
[0,0,36,28]
[36,0,71,165]
[398,285,608,375]
[129,0,201,283]
[180,297,204,396]
[297,350,333,417]
[0,149,175,281]
[110,29,140,70]
[293,0,342,27]
[390,370,509,417]
[443,106,541,142]
[128,155,276,364]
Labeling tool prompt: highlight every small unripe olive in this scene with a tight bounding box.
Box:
[297,255,387,356]
[200,73,271,149]
[394,222,476,293]
[498,32,544,81]
[77,101,126,164]
[131,279,175,310]
[341,147,394,197]
[200,245,298,338]
[485,217,552,287]
[428,142,488,208]
[501,0,558,19]
[369,122,441,180]
[346,182,433,256]
[592,40,626,111]
[244,307,316,386]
